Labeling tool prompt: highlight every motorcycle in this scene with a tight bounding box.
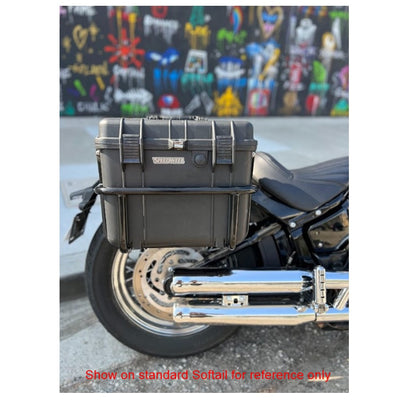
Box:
[67,117,349,358]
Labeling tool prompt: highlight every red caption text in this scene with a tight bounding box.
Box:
[86,369,332,382]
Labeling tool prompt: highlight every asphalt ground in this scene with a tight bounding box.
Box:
[60,296,349,393]
[60,116,349,393]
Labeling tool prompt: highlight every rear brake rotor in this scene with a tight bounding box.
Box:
[133,248,203,321]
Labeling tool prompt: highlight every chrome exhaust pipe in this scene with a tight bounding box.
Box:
[173,304,349,326]
[170,266,349,326]
[169,269,348,296]
[325,272,349,290]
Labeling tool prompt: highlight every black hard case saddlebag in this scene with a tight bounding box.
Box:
[95,117,257,251]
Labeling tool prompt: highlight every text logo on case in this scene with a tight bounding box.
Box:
[152,157,185,164]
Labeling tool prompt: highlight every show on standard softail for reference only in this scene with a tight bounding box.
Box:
[67,116,349,357]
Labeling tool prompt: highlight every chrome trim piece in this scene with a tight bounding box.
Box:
[222,295,248,307]
[313,266,328,313]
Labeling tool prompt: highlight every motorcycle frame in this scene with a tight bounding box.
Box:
[181,186,349,273]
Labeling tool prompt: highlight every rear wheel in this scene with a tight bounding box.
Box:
[85,225,238,357]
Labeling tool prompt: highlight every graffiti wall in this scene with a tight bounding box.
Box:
[60,6,349,118]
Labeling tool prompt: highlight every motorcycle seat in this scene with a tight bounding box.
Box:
[252,152,349,212]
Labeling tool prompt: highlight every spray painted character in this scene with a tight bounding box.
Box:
[213,87,243,117]
[245,39,281,115]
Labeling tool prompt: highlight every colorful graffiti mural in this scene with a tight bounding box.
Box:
[60,6,349,117]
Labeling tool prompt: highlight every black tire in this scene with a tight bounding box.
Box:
[85,224,238,357]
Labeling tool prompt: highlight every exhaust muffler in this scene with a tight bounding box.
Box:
[173,304,349,325]
[169,269,348,296]
[169,266,349,326]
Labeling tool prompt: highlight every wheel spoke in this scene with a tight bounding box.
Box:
[111,248,208,336]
